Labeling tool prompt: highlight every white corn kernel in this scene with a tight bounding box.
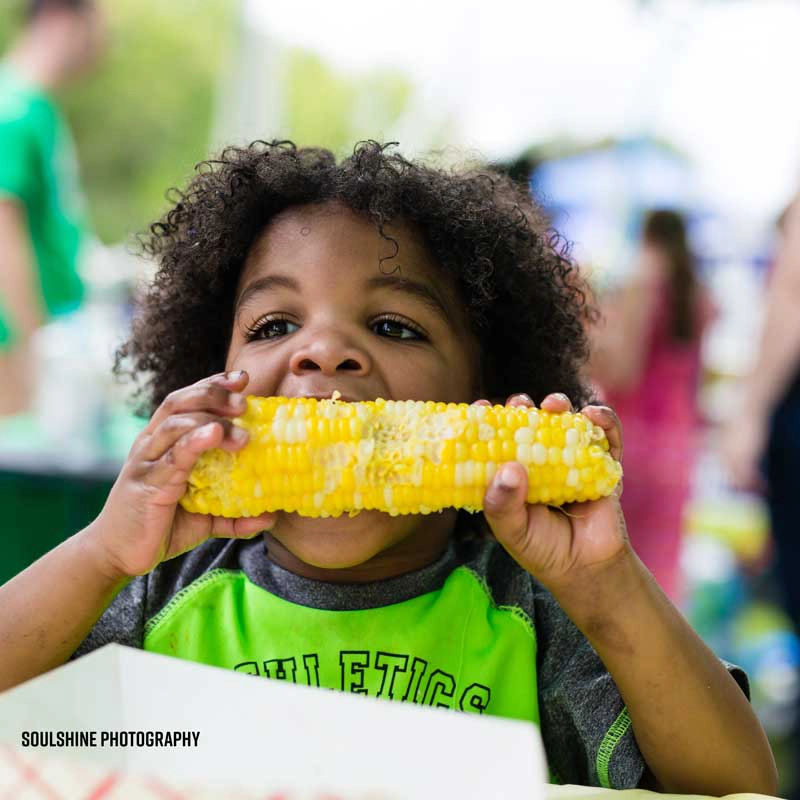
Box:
[514,427,534,444]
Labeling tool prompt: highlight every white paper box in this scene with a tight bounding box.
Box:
[0,645,545,798]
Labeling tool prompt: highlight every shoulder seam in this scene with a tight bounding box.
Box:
[144,568,244,639]
[457,565,536,638]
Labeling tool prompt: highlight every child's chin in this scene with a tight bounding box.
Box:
[270,510,409,571]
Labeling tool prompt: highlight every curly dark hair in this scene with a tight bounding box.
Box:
[117,140,595,415]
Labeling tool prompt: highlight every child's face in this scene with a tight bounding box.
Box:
[225,202,481,580]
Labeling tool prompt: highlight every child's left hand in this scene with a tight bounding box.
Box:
[481,394,779,796]
[480,392,631,597]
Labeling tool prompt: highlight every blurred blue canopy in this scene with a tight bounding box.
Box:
[531,137,698,276]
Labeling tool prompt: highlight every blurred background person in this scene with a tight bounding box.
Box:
[0,0,105,415]
[723,194,800,646]
[591,210,715,602]
[721,192,800,800]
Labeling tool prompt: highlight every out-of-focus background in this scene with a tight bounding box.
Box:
[2,0,800,793]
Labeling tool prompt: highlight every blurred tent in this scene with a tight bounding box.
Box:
[522,135,772,378]
[533,138,696,213]
[530,137,698,278]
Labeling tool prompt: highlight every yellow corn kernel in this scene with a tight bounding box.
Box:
[181,396,622,519]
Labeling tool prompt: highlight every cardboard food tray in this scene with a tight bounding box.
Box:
[0,645,545,798]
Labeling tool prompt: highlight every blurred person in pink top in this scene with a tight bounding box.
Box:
[592,210,715,602]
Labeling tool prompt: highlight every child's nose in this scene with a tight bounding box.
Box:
[288,335,370,377]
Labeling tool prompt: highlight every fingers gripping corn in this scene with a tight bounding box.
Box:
[181,396,622,519]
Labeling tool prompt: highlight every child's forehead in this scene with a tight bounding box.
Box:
[239,201,449,289]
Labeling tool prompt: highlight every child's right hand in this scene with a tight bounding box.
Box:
[87,370,276,580]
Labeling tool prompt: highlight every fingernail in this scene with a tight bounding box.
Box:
[510,393,533,405]
[193,422,217,440]
[231,426,248,444]
[497,464,520,491]
[554,393,569,403]
[225,370,245,381]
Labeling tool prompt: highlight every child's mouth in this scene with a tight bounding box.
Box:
[294,390,361,403]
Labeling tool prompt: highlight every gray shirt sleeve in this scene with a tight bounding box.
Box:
[533,584,752,789]
[534,585,645,788]
[71,577,148,657]
[71,539,244,660]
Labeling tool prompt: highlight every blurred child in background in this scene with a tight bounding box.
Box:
[0,0,105,414]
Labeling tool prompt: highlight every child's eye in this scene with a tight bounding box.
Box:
[247,317,299,340]
[371,316,425,341]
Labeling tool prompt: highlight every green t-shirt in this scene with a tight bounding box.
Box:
[0,64,86,348]
[144,563,540,723]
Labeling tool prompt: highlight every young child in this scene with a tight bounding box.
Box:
[0,142,777,793]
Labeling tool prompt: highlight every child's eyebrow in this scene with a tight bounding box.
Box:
[235,275,298,315]
[365,274,453,325]
[235,273,454,326]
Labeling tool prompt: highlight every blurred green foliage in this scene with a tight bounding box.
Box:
[284,50,412,160]
[62,0,235,244]
[0,3,24,44]
[1,1,415,244]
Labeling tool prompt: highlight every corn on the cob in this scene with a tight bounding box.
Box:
[180,396,622,518]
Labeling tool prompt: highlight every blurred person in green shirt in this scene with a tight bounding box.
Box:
[0,0,105,415]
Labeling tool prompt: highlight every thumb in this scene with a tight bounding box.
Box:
[231,512,278,538]
[483,462,530,554]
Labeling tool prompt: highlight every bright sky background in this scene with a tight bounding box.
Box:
[246,0,800,221]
